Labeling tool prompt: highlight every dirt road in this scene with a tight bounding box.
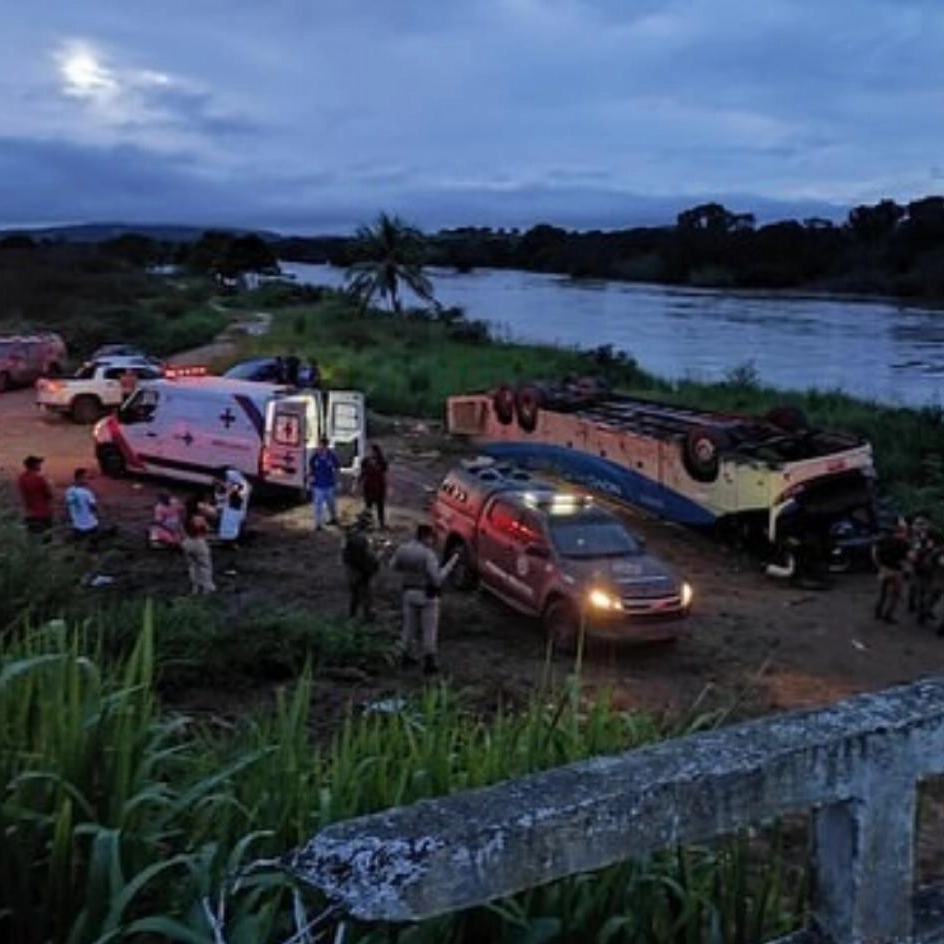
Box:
[3,380,944,723]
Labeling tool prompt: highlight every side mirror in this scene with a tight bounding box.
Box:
[525,544,550,559]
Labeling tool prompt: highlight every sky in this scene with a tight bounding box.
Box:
[1,0,943,233]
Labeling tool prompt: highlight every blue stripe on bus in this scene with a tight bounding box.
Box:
[479,442,718,527]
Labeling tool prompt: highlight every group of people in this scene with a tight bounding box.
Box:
[309,437,456,673]
[18,456,105,547]
[148,468,252,594]
[276,354,321,389]
[16,441,457,674]
[873,512,944,633]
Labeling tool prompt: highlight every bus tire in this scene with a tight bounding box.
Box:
[682,426,729,483]
[493,384,515,425]
[765,405,808,433]
[515,384,544,433]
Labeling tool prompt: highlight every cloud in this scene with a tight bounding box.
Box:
[1,0,942,228]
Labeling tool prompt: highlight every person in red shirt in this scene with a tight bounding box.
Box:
[17,455,53,537]
[360,443,389,529]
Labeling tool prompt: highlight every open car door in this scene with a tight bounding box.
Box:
[263,395,315,490]
[326,390,366,474]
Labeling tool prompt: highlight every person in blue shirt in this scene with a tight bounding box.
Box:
[308,435,340,530]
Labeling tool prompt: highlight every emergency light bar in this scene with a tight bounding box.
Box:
[164,365,209,379]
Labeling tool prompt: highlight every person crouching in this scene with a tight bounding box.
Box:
[149,492,183,548]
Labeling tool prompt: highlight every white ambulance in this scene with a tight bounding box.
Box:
[92,367,366,495]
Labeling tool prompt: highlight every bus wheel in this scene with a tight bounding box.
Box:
[493,384,515,425]
[682,427,729,483]
[514,384,544,433]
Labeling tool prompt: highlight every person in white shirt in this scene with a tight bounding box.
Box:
[213,467,251,576]
[65,468,100,548]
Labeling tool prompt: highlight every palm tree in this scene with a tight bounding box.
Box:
[346,213,437,314]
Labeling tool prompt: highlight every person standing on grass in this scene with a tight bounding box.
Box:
[390,524,459,676]
[18,455,53,537]
[309,436,340,531]
[181,497,215,594]
[343,510,380,620]
[65,468,100,550]
[360,442,389,529]
[872,519,910,624]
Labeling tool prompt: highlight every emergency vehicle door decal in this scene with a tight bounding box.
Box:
[233,394,264,439]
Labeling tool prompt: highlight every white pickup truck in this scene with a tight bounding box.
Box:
[36,357,164,423]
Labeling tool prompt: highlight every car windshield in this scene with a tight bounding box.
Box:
[548,515,641,559]
[74,362,97,379]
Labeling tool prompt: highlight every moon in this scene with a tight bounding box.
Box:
[58,43,115,97]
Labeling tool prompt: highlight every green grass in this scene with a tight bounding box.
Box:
[0,617,808,944]
[236,293,649,417]
[0,508,394,688]
[231,292,944,519]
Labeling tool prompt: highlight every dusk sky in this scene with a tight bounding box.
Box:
[2,0,942,232]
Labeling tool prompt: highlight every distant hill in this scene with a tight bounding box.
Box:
[0,222,281,243]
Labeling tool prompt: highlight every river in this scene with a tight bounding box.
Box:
[280,261,944,408]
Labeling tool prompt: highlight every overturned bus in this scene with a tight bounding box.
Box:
[446,379,877,569]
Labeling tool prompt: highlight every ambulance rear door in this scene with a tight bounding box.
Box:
[326,390,366,474]
[263,395,315,490]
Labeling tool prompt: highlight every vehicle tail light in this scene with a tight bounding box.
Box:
[259,446,272,476]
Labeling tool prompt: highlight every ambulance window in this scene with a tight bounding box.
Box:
[119,389,159,424]
[273,411,301,446]
[330,402,359,435]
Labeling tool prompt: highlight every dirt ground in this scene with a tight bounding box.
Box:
[4,373,944,717]
[4,372,944,876]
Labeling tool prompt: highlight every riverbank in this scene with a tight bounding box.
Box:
[230,285,944,518]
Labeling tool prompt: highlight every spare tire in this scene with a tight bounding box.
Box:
[515,384,545,433]
[682,426,730,483]
[493,384,515,425]
[765,405,809,433]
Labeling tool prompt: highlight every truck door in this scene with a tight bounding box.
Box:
[326,390,366,474]
[263,396,311,490]
[477,497,518,597]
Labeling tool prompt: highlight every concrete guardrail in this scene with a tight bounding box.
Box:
[288,679,944,943]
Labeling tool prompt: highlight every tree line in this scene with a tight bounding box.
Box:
[272,195,944,301]
[5,193,944,302]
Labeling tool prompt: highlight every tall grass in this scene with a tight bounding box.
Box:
[1,615,808,943]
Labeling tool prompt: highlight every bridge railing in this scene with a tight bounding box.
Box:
[288,679,944,944]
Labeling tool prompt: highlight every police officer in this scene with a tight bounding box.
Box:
[390,524,458,675]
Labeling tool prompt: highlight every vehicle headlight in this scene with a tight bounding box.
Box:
[681,582,694,608]
[588,588,622,611]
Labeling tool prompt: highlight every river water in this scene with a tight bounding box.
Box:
[280,261,944,408]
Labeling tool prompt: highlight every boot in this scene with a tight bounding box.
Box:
[423,654,439,676]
